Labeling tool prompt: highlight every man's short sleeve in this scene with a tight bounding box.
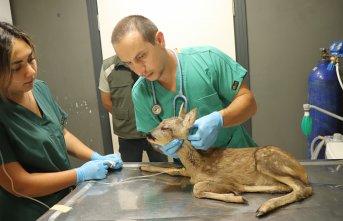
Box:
[98,63,111,93]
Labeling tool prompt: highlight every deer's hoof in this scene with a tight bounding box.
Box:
[256,209,265,217]
[256,206,269,217]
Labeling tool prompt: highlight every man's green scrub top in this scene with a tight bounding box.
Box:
[132,46,257,148]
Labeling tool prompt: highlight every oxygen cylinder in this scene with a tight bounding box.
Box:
[307,50,343,159]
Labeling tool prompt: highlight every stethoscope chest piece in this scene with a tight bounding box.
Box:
[151,104,162,115]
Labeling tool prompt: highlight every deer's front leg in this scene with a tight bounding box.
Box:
[193,181,247,204]
[140,165,190,177]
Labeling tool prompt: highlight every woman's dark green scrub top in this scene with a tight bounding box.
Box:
[0,80,72,221]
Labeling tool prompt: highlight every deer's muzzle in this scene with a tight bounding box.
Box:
[146,133,156,141]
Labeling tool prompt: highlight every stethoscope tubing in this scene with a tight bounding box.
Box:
[151,49,188,117]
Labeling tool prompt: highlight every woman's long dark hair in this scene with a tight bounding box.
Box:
[0,22,35,99]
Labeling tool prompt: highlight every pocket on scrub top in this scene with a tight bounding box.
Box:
[47,120,66,149]
[196,92,223,114]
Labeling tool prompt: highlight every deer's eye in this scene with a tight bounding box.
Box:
[161,126,171,131]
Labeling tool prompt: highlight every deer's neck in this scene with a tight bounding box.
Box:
[176,140,202,172]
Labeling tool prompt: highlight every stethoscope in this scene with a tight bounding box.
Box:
[151,49,188,117]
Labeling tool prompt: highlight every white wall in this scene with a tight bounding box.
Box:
[97,0,236,160]
[0,0,12,23]
[97,0,235,58]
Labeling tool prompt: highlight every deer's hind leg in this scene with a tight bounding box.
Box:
[140,165,190,177]
[193,180,247,203]
[255,177,313,217]
[254,146,313,216]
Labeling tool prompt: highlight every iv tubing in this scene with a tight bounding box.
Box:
[0,149,50,209]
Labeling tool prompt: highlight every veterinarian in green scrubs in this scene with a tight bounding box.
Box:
[111,15,257,156]
[132,46,257,148]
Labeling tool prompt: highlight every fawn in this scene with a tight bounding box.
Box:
[142,108,313,217]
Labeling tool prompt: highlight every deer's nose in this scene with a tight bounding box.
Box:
[146,133,155,141]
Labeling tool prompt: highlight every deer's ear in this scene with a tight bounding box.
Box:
[183,109,197,129]
[178,102,186,119]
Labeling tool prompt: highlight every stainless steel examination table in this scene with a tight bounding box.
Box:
[38,160,343,221]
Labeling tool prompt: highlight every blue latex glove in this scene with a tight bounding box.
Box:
[157,139,183,159]
[188,111,223,150]
[75,160,109,184]
[90,152,123,169]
